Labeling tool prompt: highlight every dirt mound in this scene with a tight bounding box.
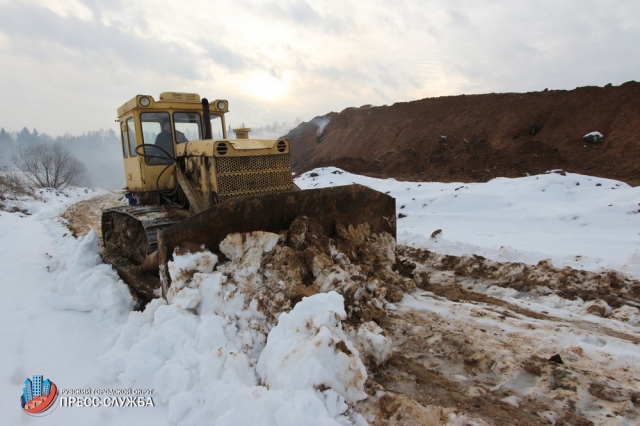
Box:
[206,215,414,327]
[284,81,640,186]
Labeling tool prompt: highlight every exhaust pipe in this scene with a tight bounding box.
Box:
[202,98,213,139]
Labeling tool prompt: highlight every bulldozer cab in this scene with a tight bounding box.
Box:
[116,92,228,192]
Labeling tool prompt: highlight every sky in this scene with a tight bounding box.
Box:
[0,0,639,136]
[1,169,639,424]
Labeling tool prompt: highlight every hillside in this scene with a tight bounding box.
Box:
[285,81,640,186]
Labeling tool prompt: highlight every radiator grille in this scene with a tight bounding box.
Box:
[214,154,293,201]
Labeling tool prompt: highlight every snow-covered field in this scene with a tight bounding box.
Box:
[1,168,639,425]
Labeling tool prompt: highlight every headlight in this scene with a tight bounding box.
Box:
[139,96,150,107]
[216,101,226,110]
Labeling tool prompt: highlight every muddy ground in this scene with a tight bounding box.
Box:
[63,198,640,425]
[60,192,124,241]
[361,248,640,425]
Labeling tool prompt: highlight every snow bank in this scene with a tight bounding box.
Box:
[46,229,135,319]
[0,185,132,321]
[96,231,375,425]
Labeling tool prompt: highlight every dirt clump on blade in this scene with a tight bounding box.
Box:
[255,215,414,326]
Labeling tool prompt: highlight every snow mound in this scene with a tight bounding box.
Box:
[257,291,367,404]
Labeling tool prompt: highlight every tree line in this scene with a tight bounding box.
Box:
[0,127,125,189]
[0,127,120,160]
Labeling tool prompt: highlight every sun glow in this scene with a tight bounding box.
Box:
[243,71,291,102]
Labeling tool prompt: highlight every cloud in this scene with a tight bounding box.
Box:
[288,1,321,25]
[0,3,202,79]
[202,43,254,72]
[0,3,250,79]
[0,0,639,137]
[256,0,355,35]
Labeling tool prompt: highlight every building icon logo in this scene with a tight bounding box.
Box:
[21,375,58,416]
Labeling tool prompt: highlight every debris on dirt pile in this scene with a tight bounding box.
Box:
[583,131,604,144]
[399,246,640,318]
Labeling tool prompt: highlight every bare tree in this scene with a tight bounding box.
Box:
[13,142,86,189]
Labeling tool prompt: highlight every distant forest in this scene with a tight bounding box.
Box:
[0,127,125,190]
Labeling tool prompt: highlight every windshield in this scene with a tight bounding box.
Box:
[138,111,223,165]
[140,112,173,165]
[173,112,202,142]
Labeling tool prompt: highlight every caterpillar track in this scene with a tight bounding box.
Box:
[101,205,187,303]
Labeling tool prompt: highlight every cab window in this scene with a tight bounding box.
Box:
[173,112,202,142]
[120,127,128,158]
[141,112,173,165]
[209,115,224,139]
[126,118,137,157]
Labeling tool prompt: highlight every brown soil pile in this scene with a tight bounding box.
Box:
[285,81,640,186]
[222,216,415,326]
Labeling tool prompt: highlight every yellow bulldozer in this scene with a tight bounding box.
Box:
[101,92,396,304]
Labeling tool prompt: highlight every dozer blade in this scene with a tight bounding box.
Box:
[157,184,396,291]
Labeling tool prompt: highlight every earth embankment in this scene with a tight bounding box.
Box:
[285,81,640,185]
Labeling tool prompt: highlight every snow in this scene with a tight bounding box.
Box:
[257,291,367,404]
[1,168,639,425]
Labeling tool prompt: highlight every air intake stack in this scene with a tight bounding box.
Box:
[233,128,251,139]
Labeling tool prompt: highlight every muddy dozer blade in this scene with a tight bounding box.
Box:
[157,184,396,290]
